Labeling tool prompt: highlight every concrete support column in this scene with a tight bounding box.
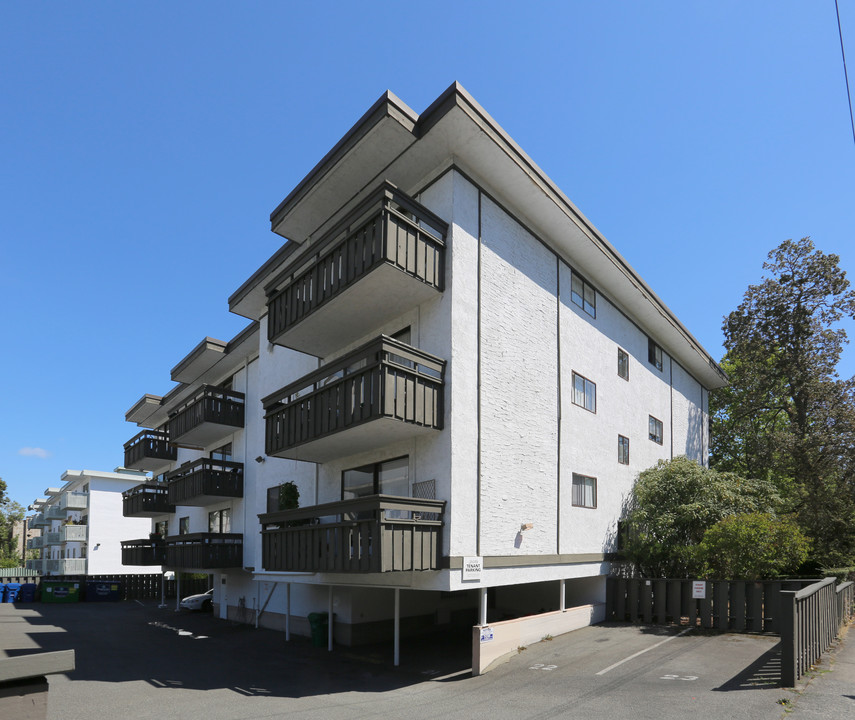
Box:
[175,573,181,612]
[480,587,488,625]
[285,583,291,642]
[394,588,400,667]
[328,586,333,652]
[560,579,566,612]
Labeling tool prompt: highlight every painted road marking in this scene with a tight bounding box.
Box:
[529,664,558,671]
[660,674,698,681]
[595,628,693,676]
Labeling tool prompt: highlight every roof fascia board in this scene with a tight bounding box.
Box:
[269,90,418,233]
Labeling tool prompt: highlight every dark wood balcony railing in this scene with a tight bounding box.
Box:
[122,482,174,517]
[263,336,445,460]
[267,182,447,351]
[259,495,445,573]
[166,459,243,505]
[121,538,167,566]
[166,385,245,446]
[123,429,177,469]
[164,533,243,569]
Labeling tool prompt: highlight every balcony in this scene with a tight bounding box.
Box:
[166,385,245,448]
[166,459,243,506]
[266,183,447,358]
[121,538,167,566]
[164,533,242,569]
[61,525,87,543]
[45,531,61,546]
[25,558,44,573]
[259,495,444,573]
[31,513,47,527]
[124,429,177,470]
[46,506,65,520]
[263,336,445,462]
[122,482,174,517]
[45,558,87,575]
[58,491,88,511]
[27,536,44,550]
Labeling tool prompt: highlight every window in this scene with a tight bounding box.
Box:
[570,273,596,317]
[648,338,663,371]
[178,516,189,535]
[154,520,168,538]
[572,474,597,508]
[649,416,663,445]
[618,435,630,464]
[210,443,232,462]
[572,372,596,413]
[208,508,231,533]
[618,348,629,380]
[343,456,409,519]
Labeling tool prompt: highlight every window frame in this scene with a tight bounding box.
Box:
[649,415,664,445]
[341,455,410,501]
[571,372,597,413]
[648,338,663,372]
[208,508,231,534]
[178,516,189,535]
[618,434,630,464]
[617,348,629,381]
[570,273,597,318]
[571,473,597,509]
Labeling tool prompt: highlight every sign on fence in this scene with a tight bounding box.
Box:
[692,581,706,599]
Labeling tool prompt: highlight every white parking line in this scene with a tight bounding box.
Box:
[596,628,693,675]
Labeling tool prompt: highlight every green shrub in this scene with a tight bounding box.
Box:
[698,512,810,580]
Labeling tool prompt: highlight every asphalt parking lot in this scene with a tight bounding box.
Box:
[0,601,822,720]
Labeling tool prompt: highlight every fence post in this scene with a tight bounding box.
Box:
[780,590,797,686]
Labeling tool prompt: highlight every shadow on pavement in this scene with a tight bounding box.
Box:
[3,602,472,699]
[713,640,782,691]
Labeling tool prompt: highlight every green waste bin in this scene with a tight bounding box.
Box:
[41,581,81,603]
[308,612,330,647]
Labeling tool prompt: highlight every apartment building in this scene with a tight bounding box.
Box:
[26,469,152,576]
[122,82,726,655]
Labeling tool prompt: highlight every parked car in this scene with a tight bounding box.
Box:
[179,588,213,611]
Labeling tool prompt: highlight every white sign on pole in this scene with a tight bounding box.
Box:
[462,556,483,581]
[692,581,706,599]
[480,626,494,643]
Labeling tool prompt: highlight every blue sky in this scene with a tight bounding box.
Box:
[2,1,854,509]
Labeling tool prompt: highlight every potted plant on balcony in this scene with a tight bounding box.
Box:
[279,482,313,527]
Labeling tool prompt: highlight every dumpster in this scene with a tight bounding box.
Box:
[18,583,38,602]
[41,581,80,603]
[85,581,121,602]
[308,612,331,648]
[0,584,5,603]
[4,582,21,602]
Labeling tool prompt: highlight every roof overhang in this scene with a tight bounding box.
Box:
[231,82,726,389]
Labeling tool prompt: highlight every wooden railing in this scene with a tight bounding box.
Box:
[122,482,173,516]
[166,459,243,504]
[121,539,167,566]
[166,385,245,441]
[123,429,177,467]
[164,533,243,569]
[267,182,447,345]
[263,336,445,457]
[259,495,445,573]
[781,578,855,685]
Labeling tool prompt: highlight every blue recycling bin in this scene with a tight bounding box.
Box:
[3,583,21,602]
[0,584,5,602]
[19,583,38,602]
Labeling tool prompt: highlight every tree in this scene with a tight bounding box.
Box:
[0,477,25,566]
[623,456,780,577]
[712,237,855,568]
[697,512,810,580]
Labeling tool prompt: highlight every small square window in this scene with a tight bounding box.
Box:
[617,348,629,380]
[572,372,596,413]
[178,516,189,535]
[571,273,596,318]
[648,339,663,371]
[649,416,663,445]
[618,435,630,464]
[572,474,597,508]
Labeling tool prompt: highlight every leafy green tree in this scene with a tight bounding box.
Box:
[713,237,855,568]
[0,477,25,566]
[697,512,810,580]
[623,456,780,577]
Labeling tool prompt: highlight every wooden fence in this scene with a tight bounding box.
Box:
[0,573,210,601]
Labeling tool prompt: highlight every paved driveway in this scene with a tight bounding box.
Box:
[1,602,795,720]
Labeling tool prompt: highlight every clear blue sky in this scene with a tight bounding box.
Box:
[2,1,854,509]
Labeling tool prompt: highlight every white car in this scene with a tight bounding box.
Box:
[179,588,213,611]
